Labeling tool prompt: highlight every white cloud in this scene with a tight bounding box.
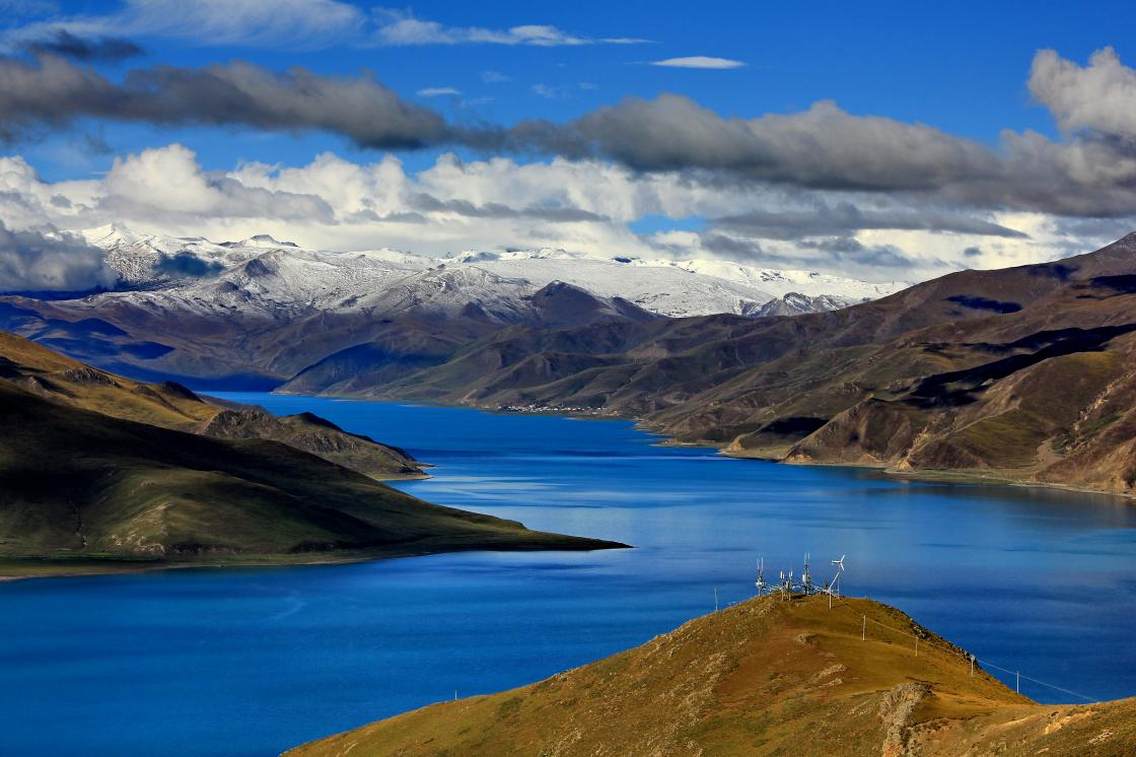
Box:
[5,0,365,50]
[531,84,564,99]
[0,221,115,292]
[481,70,511,83]
[650,56,745,70]
[4,3,648,51]
[371,8,648,47]
[100,144,333,222]
[1029,47,1136,138]
[417,87,462,97]
[0,144,1124,285]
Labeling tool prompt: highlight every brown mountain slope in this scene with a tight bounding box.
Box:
[0,279,658,390]
[322,235,1136,495]
[288,594,1135,756]
[0,332,423,479]
[0,336,623,578]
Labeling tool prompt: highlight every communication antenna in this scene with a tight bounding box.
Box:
[755,557,768,595]
[753,551,846,601]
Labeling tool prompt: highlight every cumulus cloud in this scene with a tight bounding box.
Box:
[6,47,1136,221]
[1028,47,1136,138]
[508,97,998,192]
[0,220,116,292]
[102,144,334,221]
[0,142,1128,285]
[0,56,449,148]
[497,56,1136,217]
[650,56,745,69]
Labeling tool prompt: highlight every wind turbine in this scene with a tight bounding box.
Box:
[824,555,845,597]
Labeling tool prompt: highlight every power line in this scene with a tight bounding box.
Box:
[845,602,1100,703]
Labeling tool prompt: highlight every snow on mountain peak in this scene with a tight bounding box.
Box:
[75,225,903,321]
[243,234,299,248]
[82,223,143,248]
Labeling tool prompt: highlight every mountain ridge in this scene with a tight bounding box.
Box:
[0,226,900,387]
[312,234,1136,497]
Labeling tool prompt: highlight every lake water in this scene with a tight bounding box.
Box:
[3,394,1136,755]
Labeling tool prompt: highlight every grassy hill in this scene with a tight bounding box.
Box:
[289,594,1136,756]
[0,335,623,578]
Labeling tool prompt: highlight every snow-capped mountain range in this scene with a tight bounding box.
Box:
[82,224,908,320]
[0,225,911,389]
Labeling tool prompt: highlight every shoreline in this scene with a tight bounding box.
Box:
[0,534,630,583]
[721,446,1136,502]
[32,389,1114,589]
[267,389,1136,502]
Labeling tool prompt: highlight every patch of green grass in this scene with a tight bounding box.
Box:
[495,697,522,720]
[952,409,1051,468]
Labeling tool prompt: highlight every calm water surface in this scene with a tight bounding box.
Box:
[3,393,1136,755]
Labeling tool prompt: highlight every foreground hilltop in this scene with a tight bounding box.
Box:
[0,334,621,578]
[290,595,1136,756]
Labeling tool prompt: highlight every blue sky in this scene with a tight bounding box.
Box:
[8,0,1128,178]
[4,0,1136,286]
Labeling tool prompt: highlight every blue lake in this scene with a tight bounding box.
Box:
[3,393,1136,755]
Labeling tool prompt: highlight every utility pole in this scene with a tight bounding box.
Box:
[714,587,719,612]
[969,655,974,677]
[1016,672,1020,694]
